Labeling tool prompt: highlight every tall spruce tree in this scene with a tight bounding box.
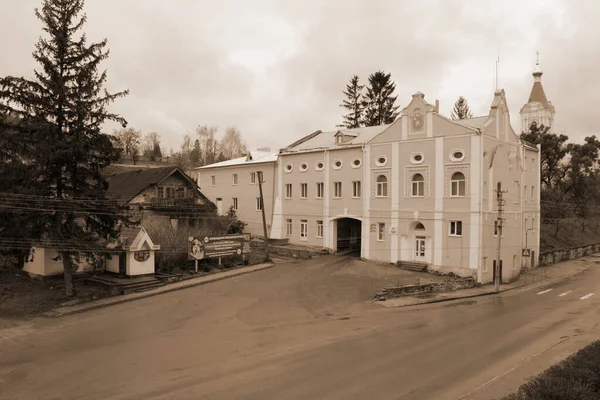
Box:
[450,96,473,120]
[337,75,364,129]
[0,0,128,296]
[362,71,399,127]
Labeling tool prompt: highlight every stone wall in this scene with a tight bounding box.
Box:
[374,278,476,301]
[539,243,600,267]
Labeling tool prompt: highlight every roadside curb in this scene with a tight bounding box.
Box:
[43,262,275,318]
[379,263,593,308]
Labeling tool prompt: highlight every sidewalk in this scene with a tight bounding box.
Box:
[377,256,596,308]
[43,262,275,318]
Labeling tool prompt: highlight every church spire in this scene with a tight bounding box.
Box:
[520,51,555,132]
[528,51,548,105]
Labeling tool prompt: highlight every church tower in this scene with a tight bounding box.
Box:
[520,53,556,133]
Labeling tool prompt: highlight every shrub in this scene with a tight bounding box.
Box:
[502,341,600,400]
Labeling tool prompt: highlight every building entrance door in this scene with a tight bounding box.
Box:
[415,236,426,262]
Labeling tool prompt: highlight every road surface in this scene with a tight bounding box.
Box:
[1,256,599,400]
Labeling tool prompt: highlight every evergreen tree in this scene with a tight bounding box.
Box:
[451,96,473,120]
[190,139,201,166]
[337,75,364,129]
[0,0,128,296]
[363,71,399,127]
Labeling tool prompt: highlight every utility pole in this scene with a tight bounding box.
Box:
[495,182,506,293]
[257,171,270,262]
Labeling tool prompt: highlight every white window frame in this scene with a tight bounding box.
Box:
[333,160,343,170]
[300,183,308,199]
[351,158,362,168]
[316,182,324,199]
[377,222,385,241]
[232,197,238,211]
[450,172,466,197]
[284,163,293,173]
[316,220,323,238]
[376,175,388,197]
[285,184,293,199]
[531,186,535,201]
[211,176,215,186]
[299,163,308,172]
[333,182,342,198]
[300,220,308,240]
[256,197,263,211]
[449,149,466,162]
[250,172,256,184]
[410,152,424,165]
[411,174,425,197]
[375,155,387,167]
[286,219,292,236]
[232,173,238,186]
[449,220,462,236]
[352,181,362,198]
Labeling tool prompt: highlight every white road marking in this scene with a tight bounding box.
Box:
[537,289,553,295]
[580,293,594,300]
[558,290,572,297]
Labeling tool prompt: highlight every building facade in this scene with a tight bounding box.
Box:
[198,74,544,284]
[195,150,278,237]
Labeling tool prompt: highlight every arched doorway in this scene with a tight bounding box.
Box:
[335,218,362,253]
[412,222,427,262]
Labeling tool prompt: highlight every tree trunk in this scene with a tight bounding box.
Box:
[62,253,76,297]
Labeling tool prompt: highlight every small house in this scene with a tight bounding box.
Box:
[106,226,160,276]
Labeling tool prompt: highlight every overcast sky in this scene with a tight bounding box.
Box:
[0,0,597,153]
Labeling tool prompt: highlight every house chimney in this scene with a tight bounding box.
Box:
[257,147,271,152]
[434,100,440,113]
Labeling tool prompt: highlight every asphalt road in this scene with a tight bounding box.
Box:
[1,256,599,400]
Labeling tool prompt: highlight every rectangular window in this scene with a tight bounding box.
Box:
[524,156,528,171]
[286,219,292,236]
[449,221,462,236]
[165,187,172,199]
[176,187,185,198]
[211,176,215,186]
[301,183,308,199]
[232,197,238,210]
[531,186,535,201]
[256,197,263,211]
[232,173,238,185]
[285,184,292,198]
[532,217,535,230]
[301,220,308,239]
[377,222,385,241]
[157,187,164,198]
[334,182,342,198]
[450,173,465,197]
[376,175,388,197]
[250,172,256,184]
[352,181,362,198]
[524,185,527,201]
[483,257,488,273]
[412,175,425,197]
[494,220,503,237]
[316,182,324,199]
[532,158,536,172]
[317,220,323,238]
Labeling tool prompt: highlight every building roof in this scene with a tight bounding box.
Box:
[528,81,549,106]
[196,150,278,170]
[456,116,490,129]
[285,125,391,152]
[106,166,199,204]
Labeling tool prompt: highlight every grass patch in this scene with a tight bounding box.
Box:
[502,340,600,400]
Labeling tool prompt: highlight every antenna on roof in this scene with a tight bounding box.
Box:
[495,46,500,91]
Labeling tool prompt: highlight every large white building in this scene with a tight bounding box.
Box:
[197,62,548,284]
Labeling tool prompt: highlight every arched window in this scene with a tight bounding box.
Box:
[414,222,425,230]
[412,174,424,197]
[451,172,466,197]
[376,175,388,197]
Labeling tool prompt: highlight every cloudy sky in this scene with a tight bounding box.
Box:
[0,0,597,153]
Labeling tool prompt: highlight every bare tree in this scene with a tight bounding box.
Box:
[196,125,219,166]
[114,127,141,163]
[220,126,247,160]
[143,131,161,161]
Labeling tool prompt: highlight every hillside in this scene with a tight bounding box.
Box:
[540,220,600,253]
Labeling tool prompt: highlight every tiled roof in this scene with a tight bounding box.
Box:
[106,166,196,204]
[119,226,143,247]
[196,150,278,169]
[286,125,391,152]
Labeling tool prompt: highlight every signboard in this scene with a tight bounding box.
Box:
[522,248,531,257]
[189,234,251,260]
